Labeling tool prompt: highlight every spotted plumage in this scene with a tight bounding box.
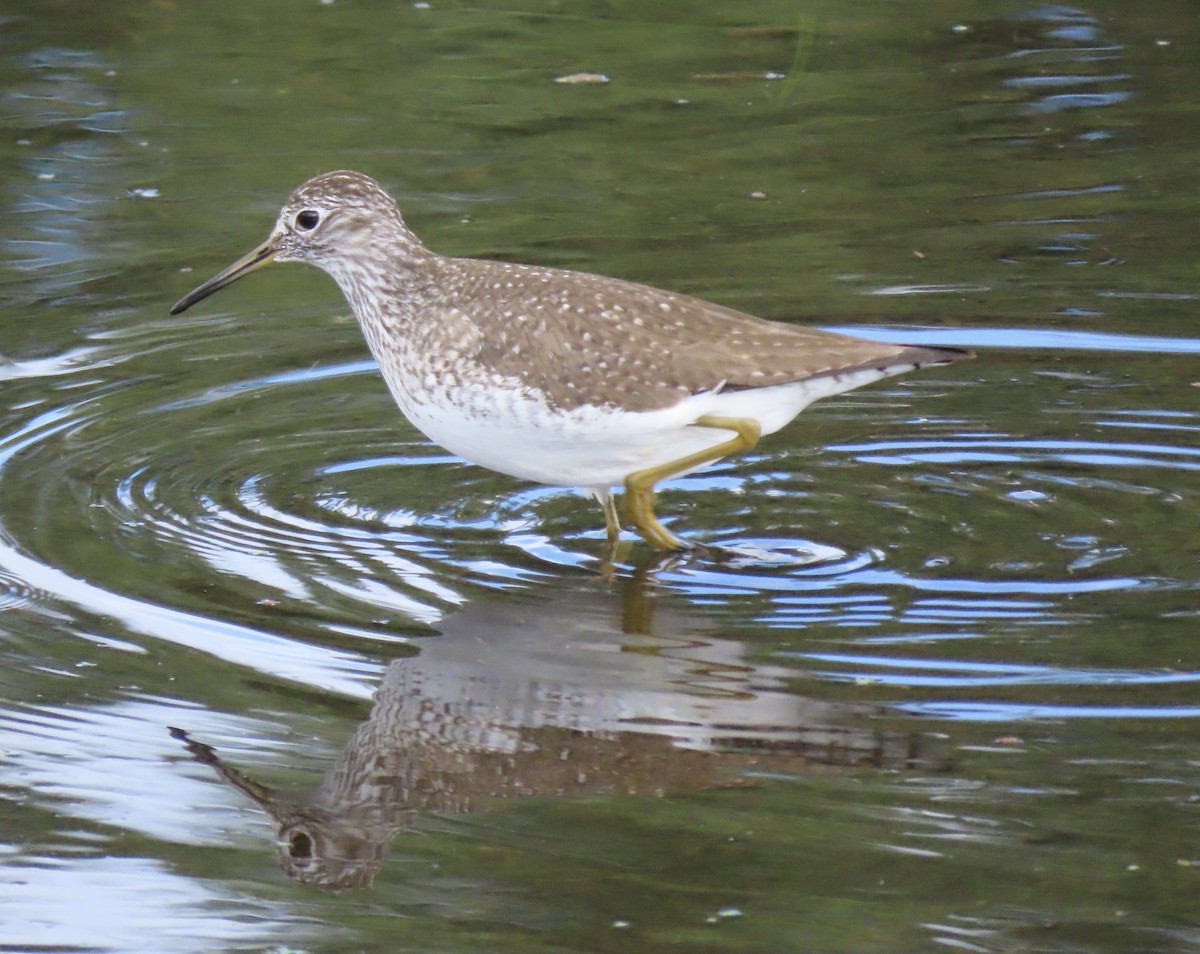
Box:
[171,171,970,552]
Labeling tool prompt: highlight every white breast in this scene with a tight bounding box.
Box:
[377,364,913,494]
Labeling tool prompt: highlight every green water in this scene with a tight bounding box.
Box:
[2,1,1199,951]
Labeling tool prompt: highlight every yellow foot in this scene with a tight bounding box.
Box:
[622,482,689,551]
[622,414,762,551]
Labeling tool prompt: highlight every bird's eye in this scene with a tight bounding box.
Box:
[295,210,320,231]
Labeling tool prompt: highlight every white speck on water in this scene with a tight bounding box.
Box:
[554,72,610,85]
[129,187,159,199]
[951,23,970,33]
[611,920,630,929]
[36,172,54,181]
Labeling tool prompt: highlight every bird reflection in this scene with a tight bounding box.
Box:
[171,575,944,891]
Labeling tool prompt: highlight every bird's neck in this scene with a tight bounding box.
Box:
[325,225,429,311]
[324,231,441,363]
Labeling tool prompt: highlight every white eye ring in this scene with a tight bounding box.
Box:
[295,209,321,231]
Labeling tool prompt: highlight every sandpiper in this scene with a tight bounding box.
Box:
[171,171,968,551]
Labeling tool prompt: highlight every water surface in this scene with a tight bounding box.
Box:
[2,2,1199,951]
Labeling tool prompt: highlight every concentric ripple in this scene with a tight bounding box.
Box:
[52,361,525,618]
[0,314,1198,721]
[0,567,39,612]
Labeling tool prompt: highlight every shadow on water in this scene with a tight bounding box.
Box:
[169,571,948,892]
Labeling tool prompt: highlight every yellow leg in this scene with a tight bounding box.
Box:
[623,415,762,551]
[595,489,634,578]
[598,490,622,546]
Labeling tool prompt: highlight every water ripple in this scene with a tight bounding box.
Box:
[795,653,1200,689]
[0,308,1195,719]
[832,437,1200,470]
[900,701,1200,721]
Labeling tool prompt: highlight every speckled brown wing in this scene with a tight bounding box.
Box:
[458,258,967,412]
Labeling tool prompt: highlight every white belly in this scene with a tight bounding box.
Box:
[381,365,911,493]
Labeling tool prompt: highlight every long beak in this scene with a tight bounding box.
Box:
[170,238,278,315]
